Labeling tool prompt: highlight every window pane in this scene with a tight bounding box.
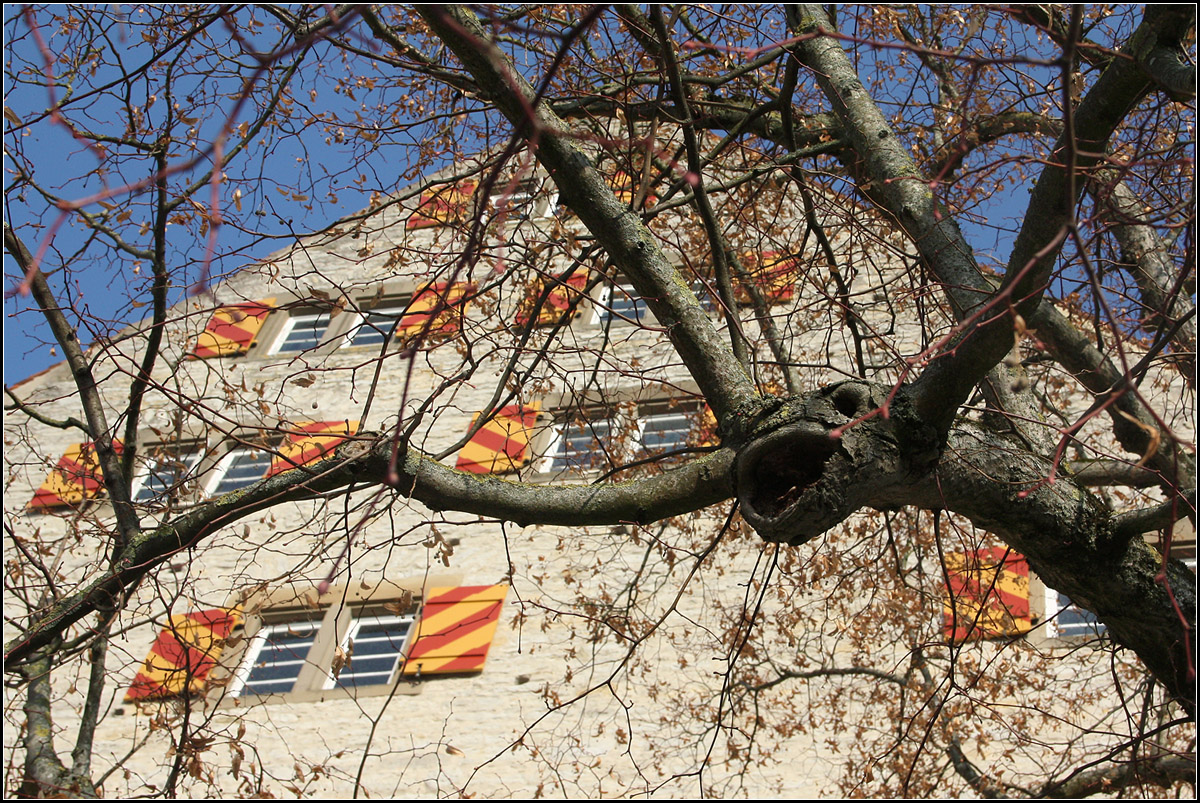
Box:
[347,308,405,349]
[691,279,719,313]
[549,419,613,472]
[1054,592,1105,638]
[133,452,199,503]
[275,312,331,353]
[596,285,649,325]
[330,614,415,689]
[210,449,273,495]
[236,619,319,697]
[640,411,692,455]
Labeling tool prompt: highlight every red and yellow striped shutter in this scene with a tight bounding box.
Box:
[516,272,590,328]
[402,585,508,675]
[398,282,474,339]
[190,299,275,359]
[406,180,477,229]
[455,404,541,474]
[736,251,796,305]
[265,421,359,478]
[943,548,1032,642]
[28,440,123,510]
[124,608,242,702]
[696,404,719,449]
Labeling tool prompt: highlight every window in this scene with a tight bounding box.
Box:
[121,583,509,704]
[132,448,202,504]
[231,615,321,697]
[542,413,615,474]
[637,404,695,459]
[210,583,507,703]
[345,305,407,350]
[593,283,651,326]
[201,423,356,498]
[325,612,416,690]
[491,178,557,221]
[269,310,333,354]
[537,399,707,475]
[1043,587,1106,640]
[206,447,273,496]
[590,277,715,327]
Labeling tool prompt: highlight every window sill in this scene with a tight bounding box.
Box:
[219,679,426,707]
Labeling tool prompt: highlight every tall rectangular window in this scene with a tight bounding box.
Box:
[1046,588,1106,639]
[593,284,650,326]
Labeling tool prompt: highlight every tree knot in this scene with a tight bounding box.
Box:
[735,381,940,545]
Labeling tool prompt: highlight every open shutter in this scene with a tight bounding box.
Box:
[398,282,474,339]
[190,299,275,359]
[28,440,123,510]
[265,421,358,478]
[943,548,1032,642]
[406,180,477,229]
[402,585,508,675]
[124,608,242,702]
[697,404,719,449]
[516,272,590,328]
[455,404,541,474]
[735,252,796,305]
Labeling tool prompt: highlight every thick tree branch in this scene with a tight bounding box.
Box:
[917,7,1189,428]
[1112,490,1197,541]
[410,5,764,434]
[18,651,98,798]
[921,423,1196,714]
[788,5,1000,432]
[1042,753,1195,798]
[1091,171,1196,385]
[1030,302,1194,492]
[1068,459,1169,488]
[728,378,1195,712]
[4,436,737,667]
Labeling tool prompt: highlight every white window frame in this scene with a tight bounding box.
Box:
[218,586,430,704]
[591,283,652,326]
[491,179,557,221]
[322,612,416,690]
[269,310,333,355]
[1042,586,1106,640]
[635,407,695,460]
[343,305,410,350]
[229,617,322,698]
[540,415,616,475]
[590,278,716,328]
[205,446,274,497]
[538,401,705,475]
[131,448,203,504]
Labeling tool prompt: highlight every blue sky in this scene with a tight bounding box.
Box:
[3,6,1133,387]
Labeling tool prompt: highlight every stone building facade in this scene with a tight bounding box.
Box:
[5,156,1193,798]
